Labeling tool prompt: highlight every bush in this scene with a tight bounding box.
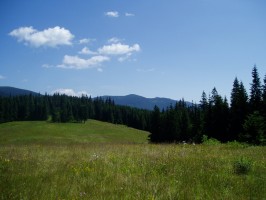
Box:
[202,135,221,145]
[233,157,252,175]
[226,140,249,148]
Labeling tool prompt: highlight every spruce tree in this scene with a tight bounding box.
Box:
[250,65,262,113]
[230,78,248,140]
[207,88,229,142]
[262,74,266,117]
[149,105,161,142]
[200,91,208,110]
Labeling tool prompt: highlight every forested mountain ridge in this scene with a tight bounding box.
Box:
[99,94,192,110]
[0,86,39,97]
[0,86,191,110]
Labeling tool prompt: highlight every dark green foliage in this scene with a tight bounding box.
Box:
[149,66,265,144]
[262,74,266,117]
[229,78,249,140]
[149,100,195,143]
[149,106,162,142]
[0,93,152,132]
[242,111,265,145]
[233,157,252,175]
[208,88,229,142]
[201,135,221,145]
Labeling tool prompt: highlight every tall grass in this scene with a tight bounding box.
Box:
[0,121,265,199]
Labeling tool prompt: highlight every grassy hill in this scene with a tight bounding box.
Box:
[0,121,265,199]
[0,120,149,145]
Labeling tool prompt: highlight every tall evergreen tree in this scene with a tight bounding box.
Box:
[200,91,208,110]
[262,74,266,117]
[149,106,161,142]
[250,65,262,113]
[207,88,229,141]
[229,78,248,140]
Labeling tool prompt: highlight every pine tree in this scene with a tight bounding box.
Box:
[200,91,208,110]
[149,106,161,142]
[207,88,229,142]
[262,74,266,117]
[250,65,262,113]
[229,78,248,140]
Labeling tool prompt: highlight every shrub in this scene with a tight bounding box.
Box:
[202,135,221,145]
[233,157,252,175]
[226,140,249,148]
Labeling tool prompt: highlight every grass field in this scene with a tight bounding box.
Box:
[0,121,265,199]
[0,120,148,145]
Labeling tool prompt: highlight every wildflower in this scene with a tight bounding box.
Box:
[91,153,100,161]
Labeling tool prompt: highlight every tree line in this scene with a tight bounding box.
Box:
[0,93,152,131]
[150,65,266,145]
[0,65,265,145]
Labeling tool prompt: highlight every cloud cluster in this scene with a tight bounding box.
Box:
[58,55,110,69]
[10,25,140,70]
[52,88,89,97]
[9,26,74,47]
[98,43,140,55]
[60,42,140,69]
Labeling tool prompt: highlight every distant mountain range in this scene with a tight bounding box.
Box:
[0,86,39,97]
[100,94,192,110]
[0,86,191,110]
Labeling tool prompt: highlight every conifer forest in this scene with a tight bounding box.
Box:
[1,66,265,145]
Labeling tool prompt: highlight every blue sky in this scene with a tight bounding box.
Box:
[0,0,265,103]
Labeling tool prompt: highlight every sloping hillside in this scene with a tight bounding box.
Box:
[0,86,39,97]
[0,120,149,145]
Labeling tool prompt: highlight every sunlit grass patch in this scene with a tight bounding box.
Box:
[0,121,265,199]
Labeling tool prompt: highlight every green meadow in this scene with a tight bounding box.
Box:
[0,121,265,199]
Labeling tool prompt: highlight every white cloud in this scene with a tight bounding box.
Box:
[0,75,6,80]
[58,55,110,69]
[97,68,103,72]
[108,37,123,44]
[105,11,119,17]
[52,88,89,97]
[98,43,140,55]
[9,26,74,47]
[79,38,93,44]
[78,47,97,55]
[125,12,135,17]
